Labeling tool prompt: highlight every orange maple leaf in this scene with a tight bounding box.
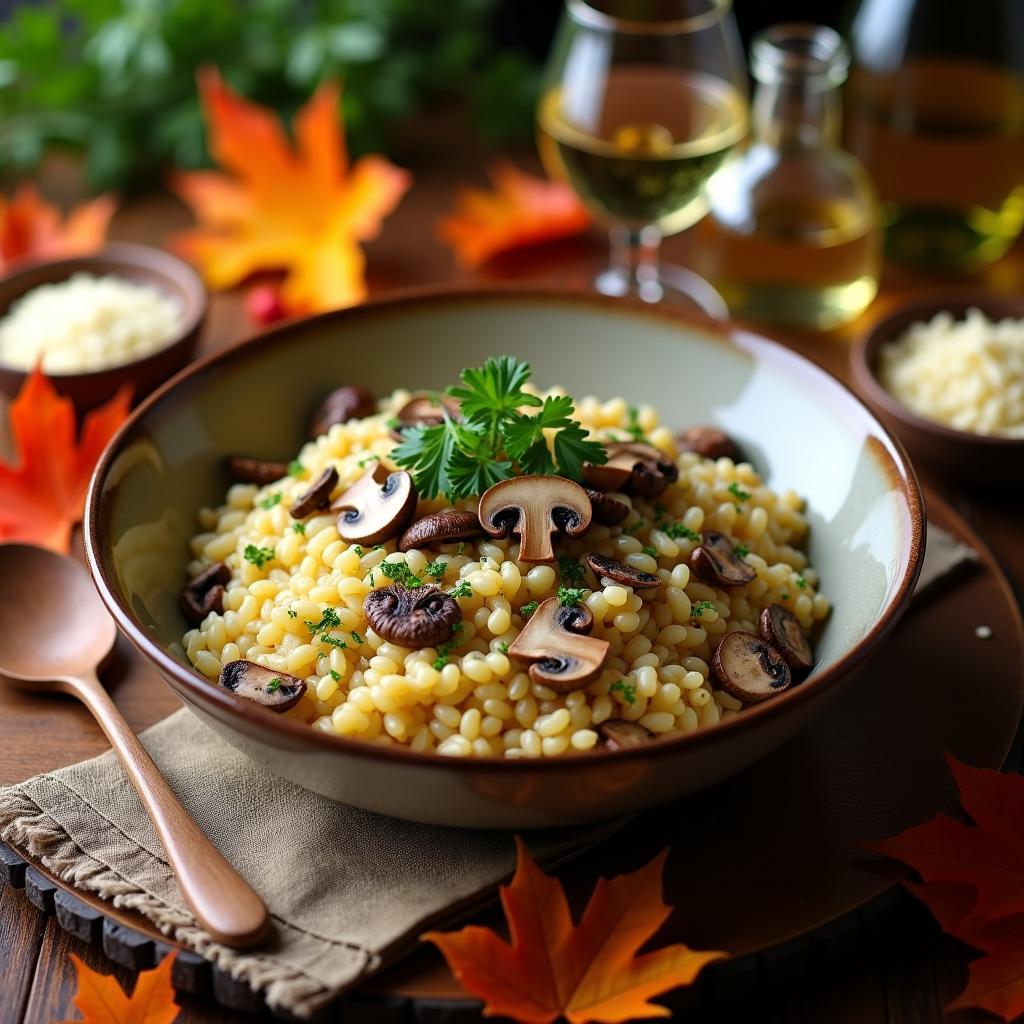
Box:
[0,183,116,273]
[0,366,132,552]
[170,68,410,315]
[424,838,725,1023]
[58,951,179,1024]
[438,162,591,268]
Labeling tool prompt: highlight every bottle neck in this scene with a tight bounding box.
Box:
[752,77,841,150]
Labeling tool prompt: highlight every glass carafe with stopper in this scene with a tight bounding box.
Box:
[698,24,881,330]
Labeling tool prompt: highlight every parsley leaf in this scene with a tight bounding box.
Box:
[643,545,658,558]
[610,680,636,705]
[626,405,647,442]
[734,544,749,558]
[287,460,304,477]
[287,610,297,619]
[425,560,448,579]
[449,579,473,599]
[557,586,585,606]
[691,600,715,617]
[292,522,306,534]
[379,561,424,588]
[266,677,282,693]
[498,641,509,654]
[259,492,282,510]
[243,544,276,569]
[728,482,751,501]
[558,556,585,585]
[329,669,341,681]
[350,631,365,645]
[520,600,539,618]
[661,522,701,542]
[392,423,457,502]
[797,576,807,589]
[447,356,540,431]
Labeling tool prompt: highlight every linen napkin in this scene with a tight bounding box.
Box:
[0,522,974,1016]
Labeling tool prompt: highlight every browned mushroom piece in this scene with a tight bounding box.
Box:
[180,562,230,625]
[583,442,679,498]
[691,531,756,587]
[478,476,592,564]
[586,488,630,526]
[332,464,418,545]
[712,631,791,704]
[364,584,461,647]
[584,553,660,590]
[597,720,654,751]
[676,426,742,462]
[308,385,377,438]
[225,456,289,486]
[398,509,484,552]
[759,604,814,673]
[390,393,463,440]
[219,661,306,712]
[290,466,339,519]
[507,597,609,692]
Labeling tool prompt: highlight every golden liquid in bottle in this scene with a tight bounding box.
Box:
[537,68,748,234]
[845,57,1024,269]
[697,195,881,330]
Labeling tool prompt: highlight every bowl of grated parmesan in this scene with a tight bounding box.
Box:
[0,243,207,411]
[853,294,1024,484]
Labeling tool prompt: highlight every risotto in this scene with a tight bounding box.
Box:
[181,362,829,759]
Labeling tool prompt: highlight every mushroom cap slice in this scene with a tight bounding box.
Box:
[308,385,377,438]
[180,561,230,625]
[507,597,609,692]
[332,465,418,545]
[691,531,757,587]
[399,509,484,552]
[290,466,339,519]
[712,631,791,704]
[478,475,592,564]
[759,604,814,672]
[395,393,461,428]
[364,584,461,647]
[219,661,306,712]
[226,456,288,486]
[584,553,660,590]
[597,720,654,751]
[586,488,630,526]
[583,442,679,498]
[676,426,742,462]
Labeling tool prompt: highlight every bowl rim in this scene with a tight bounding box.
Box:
[85,284,925,771]
[0,242,208,379]
[852,291,1024,450]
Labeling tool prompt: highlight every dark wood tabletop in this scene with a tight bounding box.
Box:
[2,119,1023,1022]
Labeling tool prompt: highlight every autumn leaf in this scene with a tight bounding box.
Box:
[438,162,591,268]
[57,951,179,1024]
[424,838,725,1023]
[0,183,116,272]
[0,366,131,552]
[170,68,410,316]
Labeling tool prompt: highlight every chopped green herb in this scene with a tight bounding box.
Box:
[305,608,341,634]
[728,482,751,501]
[259,492,282,510]
[734,544,749,558]
[379,561,423,588]
[243,544,276,569]
[292,522,306,534]
[557,586,585,607]
[329,669,341,681]
[385,417,400,430]
[557,556,585,585]
[353,545,364,556]
[449,579,473,599]
[368,571,375,587]
[520,600,539,618]
[432,655,448,670]
[424,560,448,579]
[351,631,365,645]
[643,545,658,558]
[691,600,715,618]
[625,405,647,442]
[287,460,304,477]
[432,624,466,670]
[610,680,636,705]
[797,577,807,589]
[456,541,466,556]
[287,610,297,619]
[358,454,381,468]
[498,641,509,654]
[781,593,790,601]
[266,677,282,693]
[320,635,348,648]
[661,522,701,542]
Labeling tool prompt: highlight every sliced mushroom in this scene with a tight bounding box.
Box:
[399,509,484,552]
[507,597,609,692]
[290,466,339,519]
[332,464,418,545]
[219,661,306,712]
[584,553,660,590]
[180,562,230,625]
[676,426,742,462]
[586,488,630,526]
[597,720,654,751]
[308,385,377,438]
[390,393,462,440]
[691,531,756,587]
[478,476,592,564]
[364,584,461,647]
[712,631,791,704]
[226,456,288,486]
[583,442,679,498]
[759,604,814,672]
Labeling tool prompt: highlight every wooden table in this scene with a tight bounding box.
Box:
[2,131,1023,1022]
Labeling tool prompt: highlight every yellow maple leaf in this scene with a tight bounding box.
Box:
[56,951,179,1024]
[424,838,725,1023]
[170,67,410,314]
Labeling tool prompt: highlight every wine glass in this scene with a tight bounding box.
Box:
[538,0,749,311]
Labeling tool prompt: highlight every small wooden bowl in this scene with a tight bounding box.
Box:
[851,292,1024,484]
[0,243,207,412]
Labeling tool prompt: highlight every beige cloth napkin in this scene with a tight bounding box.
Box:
[0,523,973,1016]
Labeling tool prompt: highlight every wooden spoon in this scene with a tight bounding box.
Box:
[0,543,270,948]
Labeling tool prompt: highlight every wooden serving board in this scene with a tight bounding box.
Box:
[2,489,1022,1021]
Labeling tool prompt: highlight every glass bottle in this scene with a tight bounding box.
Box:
[844,0,1024,270]
[697,24,881,330]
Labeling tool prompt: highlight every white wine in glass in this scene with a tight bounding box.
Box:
[538,0,749,307]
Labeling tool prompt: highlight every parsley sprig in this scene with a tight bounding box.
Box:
[392,356,606,501]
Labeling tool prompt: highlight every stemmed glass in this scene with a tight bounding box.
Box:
[538,0,749,311]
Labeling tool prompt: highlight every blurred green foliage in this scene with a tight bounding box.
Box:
[0,0,541,189]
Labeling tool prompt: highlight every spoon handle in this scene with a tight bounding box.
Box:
[64,670,270,948]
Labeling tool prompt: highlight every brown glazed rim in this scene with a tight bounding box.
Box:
[852,291,1024,451]
[85,284,925,773]
[0,242,208,379]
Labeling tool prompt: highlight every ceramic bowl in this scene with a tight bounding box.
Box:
[85,288,924,828]
[851,293,1024,484]
[0,243,207,412]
